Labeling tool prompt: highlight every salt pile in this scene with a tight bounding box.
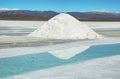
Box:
[29,13,102,39]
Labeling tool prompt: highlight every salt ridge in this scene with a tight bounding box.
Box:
[29,13,102,39]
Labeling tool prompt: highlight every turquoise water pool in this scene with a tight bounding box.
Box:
[0,43,120,78]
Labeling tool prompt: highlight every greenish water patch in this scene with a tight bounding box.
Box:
[0,43,120,78]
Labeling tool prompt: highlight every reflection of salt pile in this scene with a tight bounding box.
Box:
[29,13,102,39]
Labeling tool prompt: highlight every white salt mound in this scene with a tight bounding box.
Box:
[29,13,102,39]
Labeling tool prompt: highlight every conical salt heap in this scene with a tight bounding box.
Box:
[29,13,102,39]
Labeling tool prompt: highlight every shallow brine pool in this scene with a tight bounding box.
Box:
[0,43,120,78]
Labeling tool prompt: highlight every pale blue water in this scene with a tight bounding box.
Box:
[0,29,34,34]
[0,43,120,78]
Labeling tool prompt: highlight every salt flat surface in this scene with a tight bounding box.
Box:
[0,20,120,35]
[85,22,120,30]
[0,20,120,59]
[0,20,120,30]
[4,55,120,79]
[0,20,120,79]
[0,37,120,59]
[0,20,45,27]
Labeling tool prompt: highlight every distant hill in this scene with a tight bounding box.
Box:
[0,10,120,21]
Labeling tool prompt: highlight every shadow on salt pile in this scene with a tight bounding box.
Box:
[0,43,120,78]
